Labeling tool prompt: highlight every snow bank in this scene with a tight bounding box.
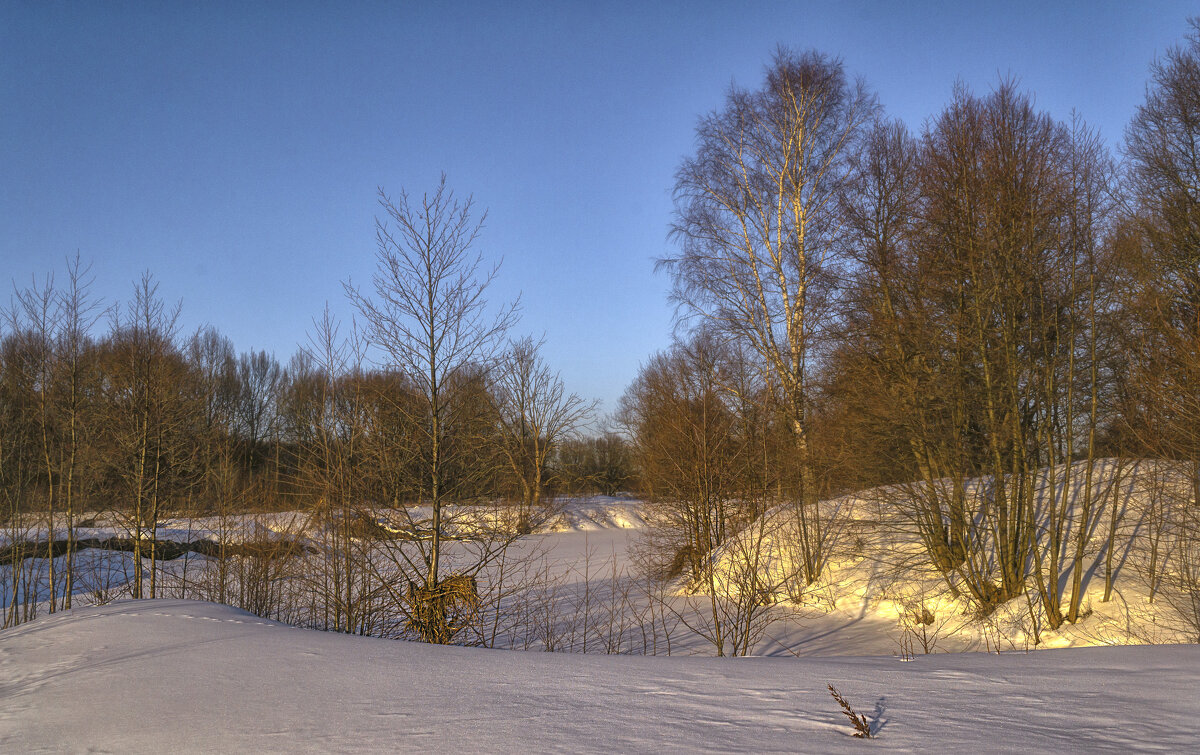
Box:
[707,458,1200,651]
[542,496,648,532]
[1,600,1196,752]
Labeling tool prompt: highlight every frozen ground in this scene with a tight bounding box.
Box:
[2,599,1197,753]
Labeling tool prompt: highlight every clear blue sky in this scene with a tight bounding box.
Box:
[1,1,1192,413]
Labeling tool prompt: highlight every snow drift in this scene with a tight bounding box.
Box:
[2,599,1197,753]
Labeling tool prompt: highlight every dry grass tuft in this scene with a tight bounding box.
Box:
[827,684,873,738]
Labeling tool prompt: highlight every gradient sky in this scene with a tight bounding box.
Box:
[1,1,1193,413]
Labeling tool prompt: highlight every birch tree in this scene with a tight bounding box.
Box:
[665,49,875,583]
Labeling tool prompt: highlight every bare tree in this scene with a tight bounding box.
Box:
[55,257,100,609]
[665,49,876,584]
[345,176,518,643]
[1118,18,1200,508]
[9,273,61,611]
[1110,20,1200,621]
[293,308,376,634]
[0,319,43,626]
[621,335,745,586]
[555,431,635,496]
[493,336,595,532]
[236,349,283,465]
[4,257,101,612]
[621,333,796,655]
[97,274,196,599]
[840,82,1113,620]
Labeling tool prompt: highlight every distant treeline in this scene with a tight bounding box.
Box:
[0,246,631,626]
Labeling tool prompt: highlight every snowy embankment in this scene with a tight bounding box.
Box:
[0,496,644,547]
[2,599,1197,753]
[711,459,1200,651]
[543,496,648,531]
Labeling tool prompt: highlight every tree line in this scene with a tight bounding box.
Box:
[0,183,632,636]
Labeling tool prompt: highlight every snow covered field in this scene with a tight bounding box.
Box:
[4,465,1200,750]
[2,599,1197,752]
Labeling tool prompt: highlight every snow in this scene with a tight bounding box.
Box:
[2,599,1197,752]
[708,458,1200,651]
[4,473,1200,749]
[543,496,648,531]
[4,471,1199,657]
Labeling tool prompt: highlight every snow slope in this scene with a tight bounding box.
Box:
[2,600,1197,753]
[708,459,1200,651]
[543,496,648,531]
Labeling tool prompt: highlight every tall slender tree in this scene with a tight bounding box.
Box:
[346,176,518,643]
[665,49,875,584]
